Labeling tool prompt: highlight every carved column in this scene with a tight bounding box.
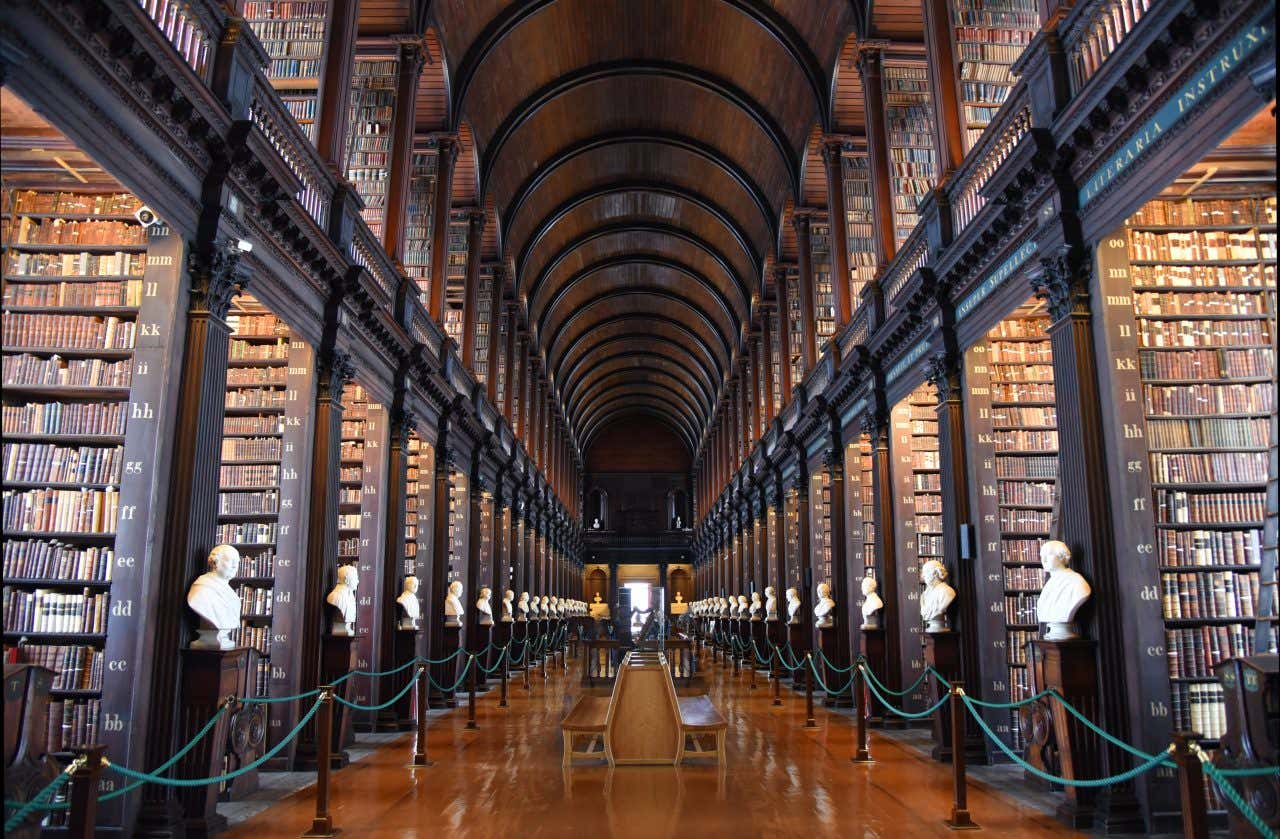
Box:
[373,401,412,723]
[426,417,453,693]
[856,45,897,267]
[865,410,903,692]
[383,40,425,259]
[774,265,794,399]
[792,211,818,374]
[772,468,787,602]
[137,246,242,833]
[314,0,358,169]
[748,334,762,441]
[822,139,854,326]
[759,310,776,425]
[824,439,852,676]
[921,0,965,178]
[504,311,521,421]
[793,462,812,617]
[460,210,488,368]
[426,136,459,322]
[464,451,486,661]
[1032,247,1143,830]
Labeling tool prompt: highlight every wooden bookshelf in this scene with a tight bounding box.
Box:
[345,56,399,242]
[243,0,328,143]
[949,0,1038,152]
[443,212,469,346]
[404,147,437,305]
[472,265,494,380]
[784,265,804,387]
[882,62,939,248]
[448,469,467,587]
[810,221,836,346]
[812,472,833,586]
[768,303,783,414]
[784,490,801,594]
[841,155,878,302]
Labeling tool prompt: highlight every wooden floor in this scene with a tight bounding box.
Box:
[222,653,1084,838]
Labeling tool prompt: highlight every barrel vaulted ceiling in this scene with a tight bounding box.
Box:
[400,1,883,459]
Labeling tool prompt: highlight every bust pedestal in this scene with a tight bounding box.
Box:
[860,628,890,727]
[818,626,853,708]
[787,621,810,691]
[923,631,986,765]
[177,648,248,836]
[491,619,513,669]
[749,618,768,670]
[430,624,462,708]
[1033,638,1102,828]
[470,623,493,691]
[381,628,422,731]
[319,633,356,767]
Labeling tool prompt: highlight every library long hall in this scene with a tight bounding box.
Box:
[1,0,1277,837]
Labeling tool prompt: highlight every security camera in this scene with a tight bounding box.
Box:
[134,205,159,226]
[235,239,253,253]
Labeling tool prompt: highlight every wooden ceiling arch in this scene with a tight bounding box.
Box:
[579,396,700,454]
[581,408,696,459]
[551,316,726,390]
[556,330,722,403]
[560,351,716,418]
[569,374,708,434]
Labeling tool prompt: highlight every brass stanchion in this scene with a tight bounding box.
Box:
[732,641,739,676]
[499,646,509,708]
[943,683,978,830]
[1172,733,1209,839]
[67,747,104,839]
[465,656,478,730]
[541,640,548,681]
[410,666,432,767]
[852,665,872,763]
[302,688,338,837]
[523,643,532,690]
[804,655,816,728]
[772,648,783,707]
[749,645,757,689]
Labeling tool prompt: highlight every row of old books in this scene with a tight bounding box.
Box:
[2,541,113,581]
[2,587,110,633]
[2,443,123,484]
[3,354,133,388]
[1160,571,1257,619]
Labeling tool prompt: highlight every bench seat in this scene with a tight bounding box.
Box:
[560,695,609,765]
[677,695,728,764]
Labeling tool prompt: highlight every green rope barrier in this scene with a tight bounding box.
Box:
[962,695,1175,786]
[427,657,474,694]
[1202,757,1279,839]
[4,761,74,830]
[861,673,950,720]
[815,648,856,674]
[242,689,322,704]
[1216,765,1280,778]
[925,666,952,689]
[808,657,855,696]
[476,646,509,674]
[858,660,931,698]
[106,698,321,789]
[333,674,418,712]
[774,645,805,672]
[339,656,426,681]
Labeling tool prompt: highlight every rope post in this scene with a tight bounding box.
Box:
[1172,733,1209,839]
[943,683,978,831]
[853,665,872,763]
[772,649,783,707]
[541,641,548,681]
[302,688,337,838]
[465,656,478,730]
[523,643,531,690]
[411,666,432,767]
[732,642,739,676]
[499,646,509,708]
[67,747,104,839]
[749,647,757,690]
[805,654,816,728]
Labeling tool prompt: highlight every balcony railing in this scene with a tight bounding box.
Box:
[1063,0,1154,93]
[135,0,217,80]
[248,93,331,230]
[950,98,1032,236]
[883,232,930,316]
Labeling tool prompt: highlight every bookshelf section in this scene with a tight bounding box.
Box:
[949,0,1038,151]
[784,489,802,594]
[882,61,939,247]
[345,56,399,241]
[448,470,468,587]
[443,213,469,345]
[889,381,941,712]
[841,155,878,303]
[472,265,494,381]
[811,472,833,588]
[243,0,328,143]
[847,432,877,607]
[405,147,437,304]
[784,265,804,386]
[810,221,836,346]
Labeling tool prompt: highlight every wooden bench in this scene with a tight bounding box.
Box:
[677,695,728,764]
[560,695,610,765]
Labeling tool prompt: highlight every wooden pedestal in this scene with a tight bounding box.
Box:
[924,632,987,764]
[1034,638,1103,828]
[431,624,462,708]
[320,634,356,766]
[378,628,421,731]
[177,648,248,837]
[818,626,853,707]
[472,623,493,691]
[861,628,889,726]
[787,622,810,691]
[749,620,767,669]
[5,664,57,839]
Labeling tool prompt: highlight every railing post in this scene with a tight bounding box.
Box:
[805,654,816,728]
[67,746,105,839]
[499,646,509,708]
[541,639,549,681]
[412,666,437,763]
[302,688,337,837]
[853,665,872,763]
[465,656,478,730]
[732,640,740,676]
[1172,732,1210,839]
[749,644,758,689]
[524,641,532,690]
[772,648,783,707]
[944,682,978,830]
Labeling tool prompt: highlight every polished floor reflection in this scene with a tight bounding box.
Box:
[221,651,1084,838]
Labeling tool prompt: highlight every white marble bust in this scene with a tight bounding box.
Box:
[540,595,551,618]
[326,563,359,636]
[764,586,778,621]
[674,592,684,604]
[444,580,464,627]
[396,575,421,629]
[920,559,956,633]
[719,597,731,618]
[501,589,515,622]
[736,595,749,618]
[814,582,836,630]
[786,587,802,624]
[187,544,241,649]
[477,586,494,626]
[550,596,560,617]
[517,591,530,621]
[749,591,762,621]
[860,576,884,630]
[529,595,541,618]
[1038,541,1092,640]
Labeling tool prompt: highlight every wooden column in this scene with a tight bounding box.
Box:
[373,400,411,718]
[792,212,818,374]
[426,417,453,682]
[492,471,507,601]
[824,437,852,674]
[821,139,854,327]
[486,267,508,404]
[759,314,775,425]
[865,411,903,691]
[857,45,897,266]
[772,469,787,599]
[464,453,486,657]
[459,209,487,368]
[426,136,459,322]
[505,316,521,424]
[136,247,242,833]
[774,266,794,398]
[509,486,523,594]
[383,41,424,259]
[922,0,966,177]
[314,0,358,168]
[793,463,812,620]
[520,340,533,440]
[748,336,761,441]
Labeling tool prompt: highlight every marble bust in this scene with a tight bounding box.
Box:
[814,582,836,629]
[860,576,884,630]
[187,544,241,649]
[517,592,530,621]
[396,575,421,630]
[529,595,540,618]
[786,587,802,624]
[501,589,515,622]
[1037,540,1092,640]
[444,580,464,628]
[737,594,749,618]
[592,517,601,529]
[674,592,684,604]
[920,559,956,633]
[764,586,778,621]
[540,595,551,618]
[326,563,359,636]
[550,596,560,617]
[749,591,762,621]
[477,586,494,626]
[719,597,731,618]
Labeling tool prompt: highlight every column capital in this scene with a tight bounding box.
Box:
[1032,243,1093,322]
[466,206,487,233]
[925,351,962,403]
[185,241,245,319]
[428,132,461,164]
[391,36,428,74]
[853,40,892,73]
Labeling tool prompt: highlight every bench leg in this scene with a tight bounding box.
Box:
[715,729,726,764]
[562,730,572,766]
